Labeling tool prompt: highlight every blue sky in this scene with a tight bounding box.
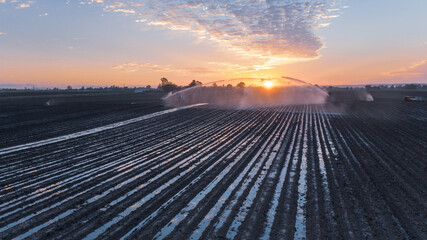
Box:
[0,0,426,87]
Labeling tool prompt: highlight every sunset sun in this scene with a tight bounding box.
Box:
[263,80,274,88]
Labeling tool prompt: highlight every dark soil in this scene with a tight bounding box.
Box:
[0,91,425,240]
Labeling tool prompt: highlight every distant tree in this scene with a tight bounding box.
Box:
[80,86,85,90]
[159,77,178,93]
[67,85,72,90]
[226,84,233,88]
[189,80,202,87]
[212,83,218,87]
[146,85,151,89]
[365,85,372,90]
[161,77,169,86]
[404,84,417,90]
[236,82,246,89]
[162,84,177,93]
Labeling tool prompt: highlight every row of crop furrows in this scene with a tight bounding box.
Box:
[0,105,300,239]
[315,104,426,239]
[0,103,149,125]
[348,102,427,142]
[0,108,235,228]
[333,107,426,239]
[0,106,286,239]
[1,104,425,239]
[0,104,164,148]
[0,107,211,179]
[0,107,229,209]
[3,104,326,238]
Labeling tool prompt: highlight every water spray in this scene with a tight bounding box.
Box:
[282,76,329,97]
[164,76,329,108]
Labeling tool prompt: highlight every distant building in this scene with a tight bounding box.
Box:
[134,88,146,93]
[134,88,162,93]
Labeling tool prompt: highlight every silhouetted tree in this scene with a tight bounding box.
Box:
[146,85,151,89]
[161,77,169,86]
[226,84,233,88]
[67,85,72,90]
[189,80,202,87]
[159,77,178,93]
[236,82,246,89]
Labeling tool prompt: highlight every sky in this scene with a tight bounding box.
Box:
[0,0,426,87]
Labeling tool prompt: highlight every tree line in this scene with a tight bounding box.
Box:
[158,77,246,93]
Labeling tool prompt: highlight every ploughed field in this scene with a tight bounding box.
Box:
[0,101,426,239]
[0,91,165,148]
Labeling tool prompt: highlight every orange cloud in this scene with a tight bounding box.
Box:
[363,60,427,84]
[112,61,273,76]
[384,60,427,78]
[112,62,170,72]
[113,9,135,14]
[17,3,30,9]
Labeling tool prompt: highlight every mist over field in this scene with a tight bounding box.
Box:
[164,77,332,108]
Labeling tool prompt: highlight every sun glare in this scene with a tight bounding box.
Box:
[263,80,274,88]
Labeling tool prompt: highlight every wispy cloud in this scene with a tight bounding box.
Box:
[384,60,427,78]
[112,62,216,75]
[181,67,216,74]
[16,0,34,9]
[2,0,34,8]
[113,8,135,14]
[112,62,171,73]
[16,3,29,8]
[0,32,6,35]
[371,60,427,83]
[98,0,344,62]
[112,60,273,75]
[80,0,104,5]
